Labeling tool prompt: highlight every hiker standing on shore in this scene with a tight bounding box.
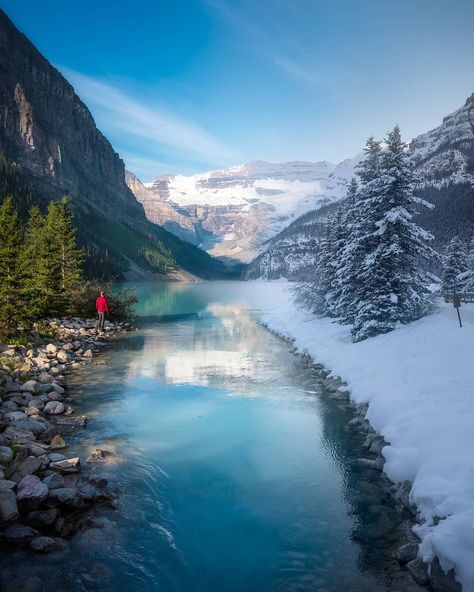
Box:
[95,290,109,332]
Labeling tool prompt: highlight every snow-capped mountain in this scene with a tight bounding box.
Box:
[127,159,358,262]
[246,92,474,279]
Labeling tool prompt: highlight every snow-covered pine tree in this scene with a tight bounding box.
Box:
[462,238,474,291]
[336,138,385,327]
[351,125,435,342]
[332,177,360,323]
[442,236,469,294]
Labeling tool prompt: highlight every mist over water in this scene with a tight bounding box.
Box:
[1,282,421,592]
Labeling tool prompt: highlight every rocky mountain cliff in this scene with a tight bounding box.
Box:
[0,9,227,280]
[246,93,474,279]
[127,159,357,262]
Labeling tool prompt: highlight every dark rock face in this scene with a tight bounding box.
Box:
[0,10,143,220]
[0,9,227,280]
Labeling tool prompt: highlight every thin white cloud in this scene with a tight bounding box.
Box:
[204,0,318,85]
[61,68,236,165]
[121,154,172,181]
[274,57,318,84]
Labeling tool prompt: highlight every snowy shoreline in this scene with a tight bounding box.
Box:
[254,282,474,592]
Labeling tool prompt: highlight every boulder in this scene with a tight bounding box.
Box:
[0,523,38,546]
[397,542,419,564]
[50,435,67,450]
[12,419,49,436]
[48,453,66,462]
[0,445,13,464]
[0,480,16,491]
[17,475,49,510]
[3,425,35,443]
[429,557,462,592]
[56,351,70,363]
[28,398,45,410]
[87,448,115,462]
[20,381,40,394]
[43,401,64,415]
[50,457,80,474]
[51,383,65,395]
[45,344,58,354]
[407,558,429,586]
[54,415,87,430]
[48,487,82,509]
[30,535,57,553]
[46,391,63,402]
[4,411,27,422]
[26,508,59,528]
[18,456,42,476]
[42,472,64,490]
[0,488,19,526]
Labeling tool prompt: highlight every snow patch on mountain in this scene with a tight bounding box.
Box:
[130,159,358,262]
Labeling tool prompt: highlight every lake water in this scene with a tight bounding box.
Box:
[1,282,422,592]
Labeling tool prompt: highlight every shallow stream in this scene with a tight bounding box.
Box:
[1,282,422,592]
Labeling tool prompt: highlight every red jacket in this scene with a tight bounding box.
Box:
[96,295,109,313]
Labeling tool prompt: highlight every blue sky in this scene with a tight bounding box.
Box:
[3,0,474,179]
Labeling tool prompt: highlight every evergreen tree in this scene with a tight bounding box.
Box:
[44,198,84,313]
[0,196,26,337]
[462,238,474,292]
[351,126,435,342]
[332,177,359,323]
[19,205,52,320]
[335,139,384,327]
[442,237,469,294]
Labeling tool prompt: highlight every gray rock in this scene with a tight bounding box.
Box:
[50,457,80,474]
[0,480,16,490]
[0,445,13,464]
[48,487,82,508]
[3,425,35,443]
[39,384,54,394]
[407,558,430,586]
[54,415,87,429]
[46,391,63,402]
[42,472,64,490]
[21,380,40,394]
[12,418,49,436]
[56,351,70,363]
[43,401,64,415]
[393,480,412,509]
[4,410,27,422]
[0,523,38,545]
[17,475,49,510]
[51,383,65,395]
[18,456,43,476]
[30,535,57,553]
[48,452,66,462]
[26,508,59,528]
[28,398,45,410]
[49,434,67,450]
[0,488,19,526]
[397,542,419,563]
[429,557,462,592]
[87,448,115,462]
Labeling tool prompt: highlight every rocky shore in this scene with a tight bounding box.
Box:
[0,317,132,555]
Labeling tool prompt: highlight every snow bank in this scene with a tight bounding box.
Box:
[254,282,474,591]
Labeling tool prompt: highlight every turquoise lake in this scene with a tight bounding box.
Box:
[1,282,421,592]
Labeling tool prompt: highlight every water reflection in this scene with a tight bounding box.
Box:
[0,282,422,592]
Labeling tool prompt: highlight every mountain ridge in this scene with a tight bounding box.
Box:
[0,8,228,280]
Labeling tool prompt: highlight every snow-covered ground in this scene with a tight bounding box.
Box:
[253,282,474,591]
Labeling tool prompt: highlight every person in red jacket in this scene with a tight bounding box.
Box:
[95,290,109,332]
